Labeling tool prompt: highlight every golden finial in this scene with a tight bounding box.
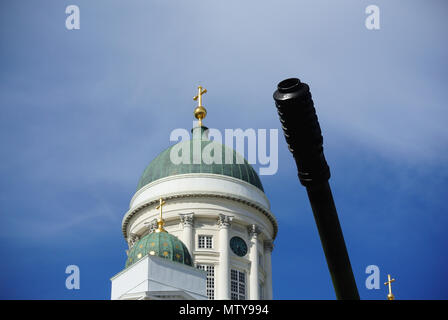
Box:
[193,85,207,127]
[155,198,167,233]
[384,274,396,300]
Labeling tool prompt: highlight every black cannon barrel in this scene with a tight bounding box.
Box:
[273,78,360,300]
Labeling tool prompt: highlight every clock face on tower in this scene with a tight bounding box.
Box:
[230,236,248,257]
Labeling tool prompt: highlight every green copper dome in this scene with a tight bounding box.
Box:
[137,128,264,192]
[125,231,192,268]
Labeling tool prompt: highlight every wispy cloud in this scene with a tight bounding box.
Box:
[0,0,447,299]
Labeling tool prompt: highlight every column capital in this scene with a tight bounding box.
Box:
[127,233,141,249]
[217,214,233,228]
[263,240,274,252]
[179,212,194,226]
[247,224,262,238]
[144,218,158,234]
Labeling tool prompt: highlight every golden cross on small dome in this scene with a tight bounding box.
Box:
[384,274,396,300]
[155,198,167,233]
[193,85,207,127]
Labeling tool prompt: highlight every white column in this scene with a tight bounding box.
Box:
[217,214,232,300]
[264,240,274,300]
[248,224,261,300]
[180,213,194,254]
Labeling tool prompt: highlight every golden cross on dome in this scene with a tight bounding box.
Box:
[155,198,167,233]
[194,86,207,107]
[384,274,396,300]
[193,85,207,127]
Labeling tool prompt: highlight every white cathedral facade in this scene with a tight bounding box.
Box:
[111,87,277,300]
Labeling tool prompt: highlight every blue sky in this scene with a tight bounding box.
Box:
[0,0,447,299]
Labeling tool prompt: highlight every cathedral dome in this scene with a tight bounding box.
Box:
[137,128,264,192]
[125,231,192,268]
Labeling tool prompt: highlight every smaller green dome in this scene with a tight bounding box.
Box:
[125,232,192,268]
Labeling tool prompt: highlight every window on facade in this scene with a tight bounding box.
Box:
[198,235,213,249]
[259,282,264,300]
[197,264,215,300]
[230,269,246,300]
[258,253,263,269]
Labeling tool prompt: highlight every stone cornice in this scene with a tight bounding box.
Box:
[122,192,278,240]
